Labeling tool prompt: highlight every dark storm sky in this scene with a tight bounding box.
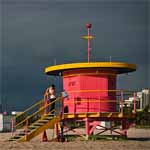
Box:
[0,0,149,111]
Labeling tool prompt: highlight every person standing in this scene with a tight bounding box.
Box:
[44,88,50,114]
[48,84,56,114]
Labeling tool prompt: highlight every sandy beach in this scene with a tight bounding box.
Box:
[0,128,150,150]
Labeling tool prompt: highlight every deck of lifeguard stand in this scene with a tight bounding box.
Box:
[62,112,136,120]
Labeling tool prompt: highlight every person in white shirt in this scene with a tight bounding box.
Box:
[48,84,56,114]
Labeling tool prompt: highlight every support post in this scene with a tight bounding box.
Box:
[61,97,64,119]
[121,90,124,114]
[85,118,90,140]
[121,119,127,138]
[133,92,136,113]
[24,119,29,141]
[87,27,90,63]
[42,130,48,142]
[60,121,65,142]
[54,123,59,140]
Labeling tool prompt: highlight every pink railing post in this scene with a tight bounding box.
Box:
[121,90,124,114]
[85,118,90,140]
[133,92,136,113]
[61,97,64,119]
[54,123,59,140]
[25,119,28,134]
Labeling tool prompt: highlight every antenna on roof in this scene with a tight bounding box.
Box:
[82,23,95,63]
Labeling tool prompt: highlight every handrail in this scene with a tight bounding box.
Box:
[64,99,118,104]
[67,89,135,93]
[15,97,61,128]
[15,90,134,119]
[15,99,44,119]
[14,90,135,128]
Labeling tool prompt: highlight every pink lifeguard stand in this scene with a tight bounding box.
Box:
[45,23,136,139]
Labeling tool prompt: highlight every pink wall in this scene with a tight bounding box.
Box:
[63,69,117,113]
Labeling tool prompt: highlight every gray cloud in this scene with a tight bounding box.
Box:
[0,0,149,111]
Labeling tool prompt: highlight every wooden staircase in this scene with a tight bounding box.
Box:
[9,114,60,141]
[9,97,61,141]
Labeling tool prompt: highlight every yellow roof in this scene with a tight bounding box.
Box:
[45,62,136,76]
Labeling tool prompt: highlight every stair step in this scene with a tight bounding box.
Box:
[28,126,38,130]
[47,114,55,117]
[38,120,49,123]
[18,133,26,136]
[11,136,22,139]
[9,137,16,140]
[19,130,31,134]
[33,123,44,126]
[9,139,17,141]
[44,117,53,120]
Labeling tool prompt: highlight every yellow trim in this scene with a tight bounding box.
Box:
[63,72,117,78]
[45,62,136,75]
[67,89,134,94]
[82,35,95,40]
[63,112,136,119]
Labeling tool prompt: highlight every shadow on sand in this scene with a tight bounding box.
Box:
[128,137,150,141]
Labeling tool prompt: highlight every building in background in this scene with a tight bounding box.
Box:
[124,89,150,111]
[0,114,13,132]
